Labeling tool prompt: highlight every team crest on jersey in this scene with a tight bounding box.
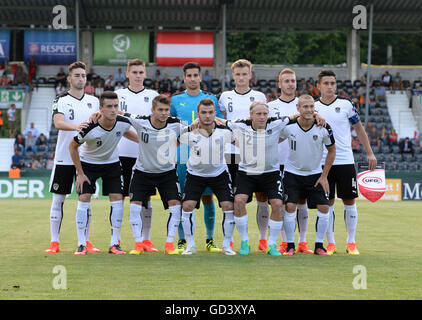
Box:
[116,131,121,137]
[87,103,92,109]
[313,135,318,140]
[250,97,255,102]
[335,107,341,113]
[144,97,149,102]
[267,129,272,135]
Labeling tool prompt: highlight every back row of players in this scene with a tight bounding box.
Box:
[44,58,377,256]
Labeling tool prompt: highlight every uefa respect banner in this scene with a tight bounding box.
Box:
[93,31,149,65]
[0,30,11,64]
[24,30,76,65]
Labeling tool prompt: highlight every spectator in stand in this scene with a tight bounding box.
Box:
[249,71,257,87]
[379,126,388,148]
[308,83,320,99]
[374,83,386,103]
[297,78,307,95]
[84,81,95,95]
[418,131,422,151]
[154,69,163,82]
[359,91,371,107]
[35,133,48,153]
[9,164,21,178]
[350,89,360,111]
[104,75,115,91]
[339,89,349,99]
[114,68,126,84]
[87,68,99,82]
[201,82,209,93]
[56,82,66,96]
[399,137,414,157]
[0,109,3,137]
[160,74,172,94]
[55,67,67,87]
[392,72,403,91]
[14,132,25,154]
[14,66,27,85]
[412,82,422,95]
[17,81,30,93]
[0,73,11,87]
[114,81,124,90]
[11,149,24,169]
[381,71,392,89]
[27,56,37,83]
[24,122,39,139]
[95,82,104,97]
[172,76,183,93]
[25,131,36,154]
[7,103,17,138]
[31,155,44,170]
[368,125,380,151]
[202,70,211,88]
[361,72,373,87]
[388,128,398,147]
[46,152,55,170]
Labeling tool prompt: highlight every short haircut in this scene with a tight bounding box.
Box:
[318,69,336,82]
[183,62,201,74]
[152,94,171,108]
[68,61,86,74]
[197,98,215,112]
[279,68,296,78]
[298,94,314,106]
[99,91,118,106]
[249,100,269,113]
[231,59,252,72]
[127,58,145,71]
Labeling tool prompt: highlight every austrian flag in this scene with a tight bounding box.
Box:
[156,32,214,66]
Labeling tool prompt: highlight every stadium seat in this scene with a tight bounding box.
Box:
[402,153,414,162]
[344,80,352,88]
[210,79,220,87]
[36,77,46,84]
[402,80,410,89]
[393,154,403,161]
[385,162,397,171]
[268,79,277,88]
[47,77,57,85]
[353,80,362,88]
[211,87,221,95]
[257,80,268,87]
[392,145,400,154]
[144,78,153,88]
[336,80,343,89]
[381,145,391,154]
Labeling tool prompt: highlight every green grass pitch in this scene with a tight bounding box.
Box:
[1,198,421,300]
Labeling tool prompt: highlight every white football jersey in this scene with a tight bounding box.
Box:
[52,92,99,165]
[280,120,335,176]
[74,115,132,164]
[227,117,290,175]
[218,89,267,154]
[179,124,234,178]
[124,114,185,173]
[268,97,298,165]
[116,87,159,158]
[314,96,360,165]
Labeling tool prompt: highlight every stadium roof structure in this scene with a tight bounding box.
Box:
[1,0,422,32]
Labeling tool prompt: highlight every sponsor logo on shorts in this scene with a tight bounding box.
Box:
[53,183,59,191]
[129,193,133,200]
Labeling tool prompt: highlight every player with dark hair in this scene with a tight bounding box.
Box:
[315,69,377,255]
[45,61,100,254]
